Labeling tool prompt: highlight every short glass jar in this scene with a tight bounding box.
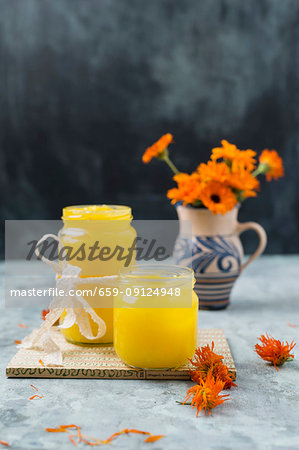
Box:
[59,204,136,345]
[114,265,198,369]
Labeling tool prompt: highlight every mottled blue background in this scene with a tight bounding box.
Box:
[0,0,298,254]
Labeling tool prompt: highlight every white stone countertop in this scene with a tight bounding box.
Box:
[0,256,298,449]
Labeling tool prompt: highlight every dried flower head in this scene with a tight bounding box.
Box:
[191,362,237,390]
[255,334,296,370]
[190,342,236,389]
[190,342,223,377]
[183,372,230,416]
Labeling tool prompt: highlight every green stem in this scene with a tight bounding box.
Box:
[252,163,269,177]
[176,401,191,405]
[160,150,179,174]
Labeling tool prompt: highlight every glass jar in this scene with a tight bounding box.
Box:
[114,265,198,369]
[59,204,136,345]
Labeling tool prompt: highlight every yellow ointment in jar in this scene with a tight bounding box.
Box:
[59,204,136,345]
[114,265,198,369]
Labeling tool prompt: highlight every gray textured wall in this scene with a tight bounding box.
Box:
[0,0,298,253]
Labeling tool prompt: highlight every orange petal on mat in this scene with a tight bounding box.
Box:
[0,441,10,447]
[39,359,45,367]
[144,435,165,443]
[287,322,296,328]
[14,340,22,344]
[30,384,38,391]
[18,323,28,328]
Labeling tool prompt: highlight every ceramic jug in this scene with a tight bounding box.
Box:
[174,205,267,310]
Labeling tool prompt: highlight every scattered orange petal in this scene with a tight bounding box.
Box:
[14,340,22,344]
[29,394,43,400]
[0,441,10,447]
[41,309,50,320]
[287,322,296,328]
[68,435,77,446]
[46,428,67,433]
[46,424,81,434]
[18,324,28,328]
[39,359,45,367]
[30,384,38,391]
[144,435,165,443]
[46,426,163,446]
[60,425,81,431]
[80,435,103,446]
[255,334,296,370]
[125,429,151,436]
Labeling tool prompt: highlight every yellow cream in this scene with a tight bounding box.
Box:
[59,204,136,345]
[113,265,198,369]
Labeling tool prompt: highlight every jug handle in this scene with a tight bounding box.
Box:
[236,222,267,272]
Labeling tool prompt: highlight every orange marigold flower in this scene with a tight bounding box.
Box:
[200,181,237,214]
[228,169,260,198]
[212,140,257,172]
[259,149,284,181]
[183,373,230,416]
[142,133,173,163]
[167,172,203,206]
[255,334,296,370]
[197,161,230,183]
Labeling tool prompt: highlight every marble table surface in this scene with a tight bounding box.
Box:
[0,256,298,450]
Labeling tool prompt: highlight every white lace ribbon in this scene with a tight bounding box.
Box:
[20,234,118,366]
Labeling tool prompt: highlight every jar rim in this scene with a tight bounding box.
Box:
[62,204,132,220]
[119,264,194,281]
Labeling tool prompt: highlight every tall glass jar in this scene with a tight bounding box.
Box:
[59,205,136,345]
[114,265,198,369]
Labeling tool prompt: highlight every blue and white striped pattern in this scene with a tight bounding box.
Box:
[174,235,242,310]
[194,273,239,310]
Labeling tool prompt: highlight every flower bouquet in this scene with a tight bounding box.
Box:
[142,135,284,309]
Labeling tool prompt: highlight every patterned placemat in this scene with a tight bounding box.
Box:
[6,328,236,380]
